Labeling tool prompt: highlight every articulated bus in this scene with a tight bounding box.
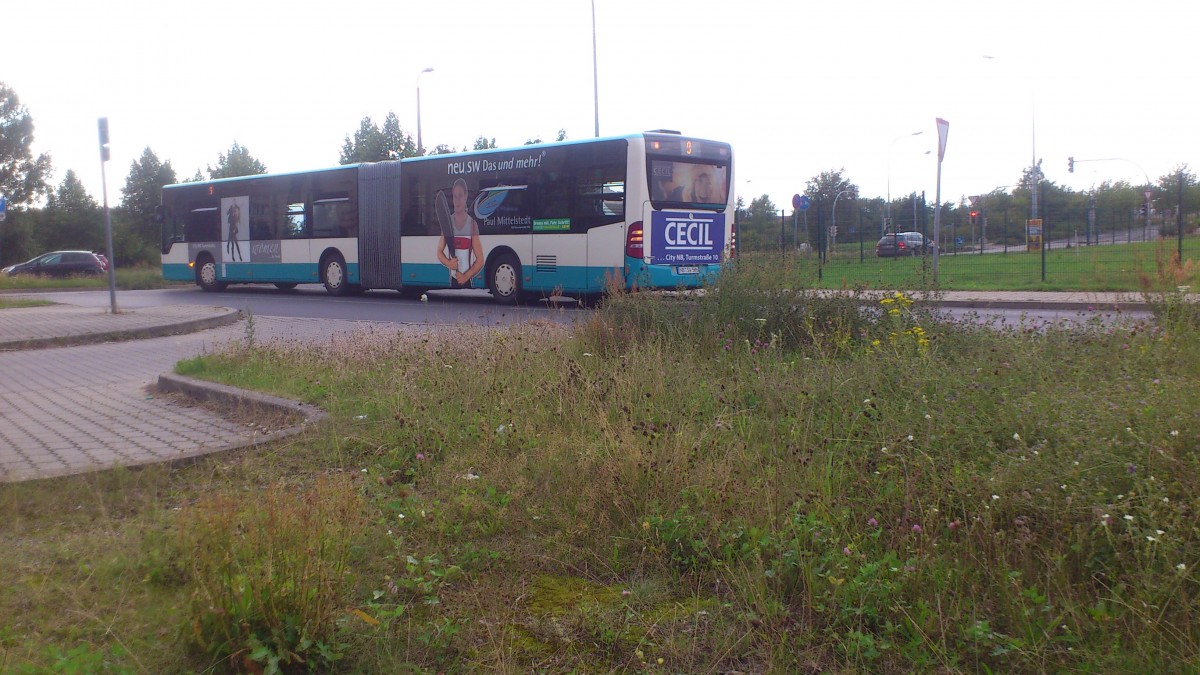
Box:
[160,131,734,304]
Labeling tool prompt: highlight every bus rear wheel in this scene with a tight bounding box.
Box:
[489,253,522,305]
[196,256,226,292]
[322,254,350,296]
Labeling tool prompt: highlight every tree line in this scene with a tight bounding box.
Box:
[737,163,1199,254]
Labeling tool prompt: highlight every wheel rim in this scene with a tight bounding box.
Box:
[493,262,517,297]
[200,262,216,286]
[326,260,344,289]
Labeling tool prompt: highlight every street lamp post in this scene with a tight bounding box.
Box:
[831,189,852,254]
[887,131,923,236]
[416,67,434,155]
[591,0,600,138]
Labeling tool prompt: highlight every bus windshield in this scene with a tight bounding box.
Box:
[649,159,729,210]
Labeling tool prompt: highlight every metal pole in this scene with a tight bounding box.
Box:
[417,67,433,155]
[98,118,118,314]
[592,0,600,138]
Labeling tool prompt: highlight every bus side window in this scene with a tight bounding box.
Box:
[285,202,309,238]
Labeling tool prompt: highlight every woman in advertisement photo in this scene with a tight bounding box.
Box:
[435,178,485,288]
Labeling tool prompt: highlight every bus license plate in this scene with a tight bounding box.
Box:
[676,265,700,275]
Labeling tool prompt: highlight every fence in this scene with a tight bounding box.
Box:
[735,206,1199,291]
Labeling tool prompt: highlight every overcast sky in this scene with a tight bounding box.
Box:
[8,0,1195,213]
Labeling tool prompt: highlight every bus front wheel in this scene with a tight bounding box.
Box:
[489,253,522,305]
[197,256,226,292]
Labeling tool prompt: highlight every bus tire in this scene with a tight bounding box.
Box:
[196,255,226,292]
[274,282,298,290]
[322,253,350,296]
[488,252,522,305]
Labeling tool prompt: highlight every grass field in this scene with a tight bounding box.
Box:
[1,255,1198,672]
[765,237,1199,291]
[0,266,182,292]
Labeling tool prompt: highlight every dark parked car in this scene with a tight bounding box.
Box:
[876,232,932,257]
[2,250,107,277]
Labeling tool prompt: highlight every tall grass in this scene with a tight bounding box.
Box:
[1,255,1197,672]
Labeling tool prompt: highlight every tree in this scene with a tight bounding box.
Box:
[340,113,416,164]
[472,136,498,151]
[0,82,53,207]
[428,144,456,155]
[113,148,177,265]
[208,142,266,179]
[42,170,102,252]
[803,169,859,247]
[121,148,176,241]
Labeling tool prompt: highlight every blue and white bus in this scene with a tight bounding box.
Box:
[160,131,734,304]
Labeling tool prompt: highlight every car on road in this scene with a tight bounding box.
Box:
[2,250,108,277]
[876,232,933,257]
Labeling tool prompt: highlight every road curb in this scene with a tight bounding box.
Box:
[0,308,243,351]
[155,372,328,429]
[932,298,1151,312]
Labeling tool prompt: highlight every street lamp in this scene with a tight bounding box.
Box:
[416,67,434,155]
[887,131,923,235]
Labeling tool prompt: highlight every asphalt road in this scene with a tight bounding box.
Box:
[30,285,588,327]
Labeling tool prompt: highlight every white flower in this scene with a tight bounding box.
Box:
[1163,497,1170,503]
[992,494,1000,501]
[864,398,871,404]
[1013,433,1021,441]
[1061,485,1067,490]
[1170,430,1179,437]
[1179,564,1188,571]
[907,435,914,442]
[398,513,405,519]
[1124,515,1134,521]
[582,353,594,357]
[924,414,931,420]
[1157,529,1166,535]
[361,468,368,473]
[1147,536,1157,542]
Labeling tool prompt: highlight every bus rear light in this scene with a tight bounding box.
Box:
[626,221,644,258]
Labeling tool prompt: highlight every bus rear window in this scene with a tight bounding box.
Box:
[649,160,729,210]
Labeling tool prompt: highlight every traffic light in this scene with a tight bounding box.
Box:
[1068,156,1075,173]
[969,210,978,226]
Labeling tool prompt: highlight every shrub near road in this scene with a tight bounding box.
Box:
[1,258,1198,672]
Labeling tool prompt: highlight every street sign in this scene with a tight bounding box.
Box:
[1144,190,1153,201]
[793,194,811,212]
[0,195,6,222]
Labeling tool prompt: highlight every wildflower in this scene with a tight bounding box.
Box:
[1179,564,1187,571]
[621,589,631,597]
[907,435,914,442]
[844,547,853,555]
[864,398,871,404]
[1012,433,1021,441]
[1163,497,1170,503]
[1061,484,1067,490]
[1146,536,1157,542]
[361,468,368,473]
[1127,463,1137,474]
[1101,514,1113,525]
[398,513,405,519]
[949,519,962,531]
[642,521,650,530]
[992,494,1000,501]
[1157,529,1166,536]
[868,517,879,527]
[912,524,923,533]
[416,453,426,461]
[924,414,932,420]
[1124,515,1134,522]
[582,352,594,357]
[1170,430,1180,437]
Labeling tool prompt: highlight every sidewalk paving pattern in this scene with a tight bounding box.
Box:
[0,290,1174,483]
